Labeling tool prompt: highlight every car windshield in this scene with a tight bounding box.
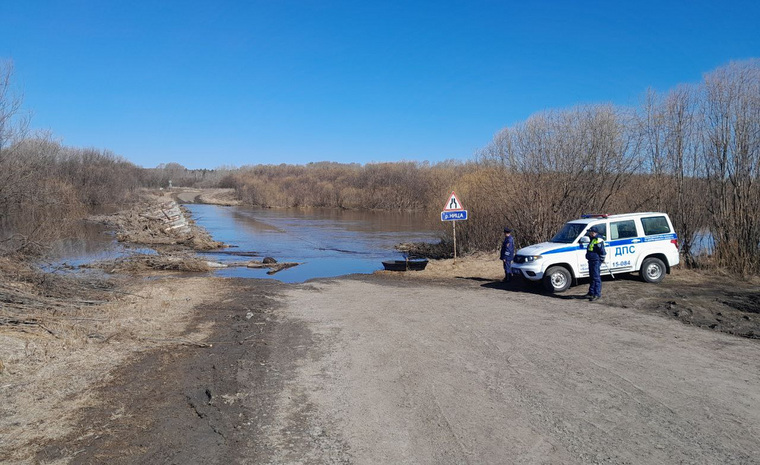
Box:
[551,223,587,243]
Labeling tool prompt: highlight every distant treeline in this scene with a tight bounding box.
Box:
[2,58,759,274]
[217,161,466,211]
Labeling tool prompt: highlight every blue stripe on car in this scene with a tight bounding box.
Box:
[543,246,581,255]
[540,233,677,255]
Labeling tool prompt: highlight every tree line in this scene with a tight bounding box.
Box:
[217,161,469,211]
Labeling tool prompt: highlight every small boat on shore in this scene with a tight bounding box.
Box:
[382,259,429,272]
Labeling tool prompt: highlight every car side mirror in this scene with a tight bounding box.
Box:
[579,236,590,248]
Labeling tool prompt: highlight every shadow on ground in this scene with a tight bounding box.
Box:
[458,271,760,339]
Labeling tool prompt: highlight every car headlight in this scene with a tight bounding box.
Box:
[525,255,542,262]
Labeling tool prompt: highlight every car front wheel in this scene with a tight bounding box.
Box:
[543,266,572,293]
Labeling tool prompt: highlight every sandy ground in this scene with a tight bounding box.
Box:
[0,276,219,463]
[2,190,759,463]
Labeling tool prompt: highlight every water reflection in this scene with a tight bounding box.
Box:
[691,230,715,255]
[40,221,156,272]
[185,204,439,283]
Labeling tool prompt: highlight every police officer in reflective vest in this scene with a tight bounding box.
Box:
[500,227,515,282]
[585,226,606,301]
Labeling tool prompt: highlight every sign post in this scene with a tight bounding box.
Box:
[441,191,467,263]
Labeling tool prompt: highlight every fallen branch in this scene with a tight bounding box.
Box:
[138,337,213,348]
[245,261,300,274]
[0,317,58,336]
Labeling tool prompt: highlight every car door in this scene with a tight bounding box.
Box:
[607,218,640,272]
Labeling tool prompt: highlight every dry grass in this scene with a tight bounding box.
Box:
[88,253,214,273]
[376,251,504,281]
[172,187,241,206]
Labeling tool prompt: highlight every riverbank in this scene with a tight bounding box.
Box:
[1,190,759,462]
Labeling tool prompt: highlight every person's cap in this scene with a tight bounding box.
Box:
[504,227,512,233]
[588,226,598,233]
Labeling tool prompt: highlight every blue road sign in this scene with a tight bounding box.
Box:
[441,210,468,221]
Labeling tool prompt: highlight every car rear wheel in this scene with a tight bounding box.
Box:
[640,257,666,283]
[543,266,572,293]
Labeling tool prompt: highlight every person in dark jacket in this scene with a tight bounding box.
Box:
[500,228,515,282]
[585,226,606,301]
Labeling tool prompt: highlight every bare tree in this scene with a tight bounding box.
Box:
[637,85,707,264]
[0,60,29,151]
[701,60,760,274]
[471,105,641,248]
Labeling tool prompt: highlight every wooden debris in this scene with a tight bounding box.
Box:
[246,260,300,274]
[0,317,57,336]
[266,262,299,275]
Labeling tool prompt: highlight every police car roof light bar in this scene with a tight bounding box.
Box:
[581,214,609,219]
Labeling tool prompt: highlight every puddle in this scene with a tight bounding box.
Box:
[39,221,156,275]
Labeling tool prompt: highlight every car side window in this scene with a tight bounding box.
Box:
[611,220,637,240]
[641,216,672,235]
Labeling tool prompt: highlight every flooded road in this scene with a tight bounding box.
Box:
[184,204,438,282]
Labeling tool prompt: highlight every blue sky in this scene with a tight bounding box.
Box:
[2,1,758,169]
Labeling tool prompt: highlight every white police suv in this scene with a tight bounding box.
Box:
[512,213,680,293]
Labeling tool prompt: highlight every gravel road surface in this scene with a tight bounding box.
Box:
[268,277,760,464]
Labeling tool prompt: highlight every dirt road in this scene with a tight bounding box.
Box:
[32,273,760,464]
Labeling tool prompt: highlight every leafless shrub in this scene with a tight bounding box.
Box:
[701,60,760,275]
[221,161,457,211]
[468,105,641,250]
[636,86,707,265]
